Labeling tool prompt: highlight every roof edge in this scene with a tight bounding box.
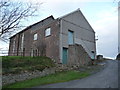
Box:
[59,8,95,33]
[58,8,80,19]
[78,9,95,33]
[9,15,54,39]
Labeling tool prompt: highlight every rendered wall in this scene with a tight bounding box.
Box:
[60,10,96,61]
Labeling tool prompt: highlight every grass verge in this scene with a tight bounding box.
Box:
[3,70,90,88]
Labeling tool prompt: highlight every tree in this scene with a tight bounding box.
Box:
[0,0,42,41]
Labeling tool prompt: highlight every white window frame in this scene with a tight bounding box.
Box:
[21,33,24,51]
[34,33,38,40]
[45,28,51,37]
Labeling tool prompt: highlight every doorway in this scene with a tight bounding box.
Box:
[62,47,68,64]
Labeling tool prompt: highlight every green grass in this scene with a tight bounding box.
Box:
[2,56,55,74]
[3,70,90,88]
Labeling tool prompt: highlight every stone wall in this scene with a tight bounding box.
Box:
[68,44,92,66]
[2,63,81,86]
[2,68,55,85]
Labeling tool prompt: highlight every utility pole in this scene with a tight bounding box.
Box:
[118,1,120,54]
[116,1,120,59]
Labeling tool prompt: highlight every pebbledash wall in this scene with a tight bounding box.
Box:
[59,9,96,63]
[9,9,96,65]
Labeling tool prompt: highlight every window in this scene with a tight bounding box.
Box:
[21,33,24,51]
[45,28,51,37]
[68,30,74,44]
[34,33,37,40]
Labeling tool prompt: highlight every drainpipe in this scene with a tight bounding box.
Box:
[59,18,63,63]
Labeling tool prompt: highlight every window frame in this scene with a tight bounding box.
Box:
[34,33,38,40]
[45,27,51,37]
[21,33,24,51]
[68,30,74,45]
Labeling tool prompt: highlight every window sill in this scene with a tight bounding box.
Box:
[45,35,51,37]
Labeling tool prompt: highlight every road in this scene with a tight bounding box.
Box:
[35,60,118,88]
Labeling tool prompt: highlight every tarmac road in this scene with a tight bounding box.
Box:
[35,60,118,88]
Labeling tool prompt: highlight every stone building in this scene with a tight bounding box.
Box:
[9,9,96,65]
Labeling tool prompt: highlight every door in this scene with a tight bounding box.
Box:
[68,30,74,45]
[62,48,68,64]
[91,51,95,59]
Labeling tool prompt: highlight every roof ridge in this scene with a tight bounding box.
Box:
[58,8,80,19]
[27,15,54,29]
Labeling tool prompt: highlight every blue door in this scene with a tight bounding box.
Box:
[91,51,95,59]
[68,30,74,44]
[62,48,68,64]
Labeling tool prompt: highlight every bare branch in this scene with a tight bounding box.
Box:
[0,0,42,41]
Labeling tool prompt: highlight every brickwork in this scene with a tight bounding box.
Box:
[8,16,60,63]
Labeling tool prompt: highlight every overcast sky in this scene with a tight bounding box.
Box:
[0,0,119,59]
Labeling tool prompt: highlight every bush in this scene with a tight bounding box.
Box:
[2,56,55,74]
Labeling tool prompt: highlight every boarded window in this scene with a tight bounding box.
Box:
[34,33,37,40]
[45,28,51,37]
